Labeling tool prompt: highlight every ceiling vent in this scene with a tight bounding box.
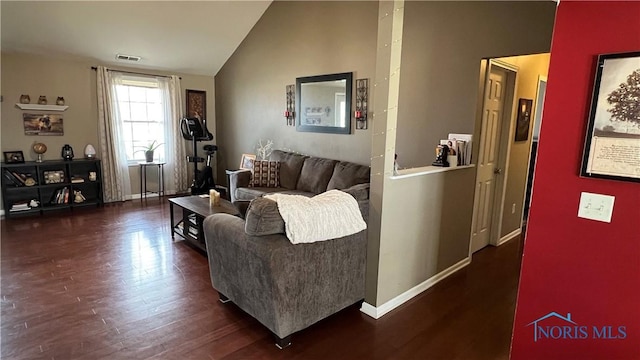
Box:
[116,54,141,62]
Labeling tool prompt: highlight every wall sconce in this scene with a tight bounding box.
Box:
[285,84,295,126]
[355,78,368,130]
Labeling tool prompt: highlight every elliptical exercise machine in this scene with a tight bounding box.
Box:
[180,117,219,195]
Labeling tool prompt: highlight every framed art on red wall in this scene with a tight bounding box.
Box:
[581,51,640,183]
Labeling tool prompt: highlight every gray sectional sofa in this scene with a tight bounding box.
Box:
[203,150,370,348]
[227,149,371,204]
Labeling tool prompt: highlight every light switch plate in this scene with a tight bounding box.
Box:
[578,192,615,223]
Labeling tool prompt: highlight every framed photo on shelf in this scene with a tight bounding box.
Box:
[581,51,640,183]
[3,151,25,164]
[186,89,206,120]
[239,153,256,170]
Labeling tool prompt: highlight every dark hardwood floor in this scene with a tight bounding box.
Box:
[1,199,523,359]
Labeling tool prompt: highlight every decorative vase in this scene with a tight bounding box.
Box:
[145,150,154,162]
[38,96,47,105]
[20,94,30,104]
[84,144,96,158]
[56,97,65,106]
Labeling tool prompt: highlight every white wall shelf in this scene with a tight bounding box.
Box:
[15,103,69,111]
[390,164,475,179]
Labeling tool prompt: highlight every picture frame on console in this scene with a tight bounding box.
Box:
[3,151,25,164]
[240,154,256,170]
[580,51,640,183]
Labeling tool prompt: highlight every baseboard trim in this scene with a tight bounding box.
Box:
[0,209,4,217]
[497,228,521,246]
[360,256,471,319]
[124,190,180,201]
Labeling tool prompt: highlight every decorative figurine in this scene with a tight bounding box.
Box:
[61,144,74,160]
[20,94,31,104]
[38,96,47,105]
[73,190,86,203]
[33,142,47,162]
[432,144,450,167]
[56,97,65,106]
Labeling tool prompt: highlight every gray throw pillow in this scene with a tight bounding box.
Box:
[244,197,285,236]
[327,161,371,190]
[296,157,338,194]
[269,150,307,190]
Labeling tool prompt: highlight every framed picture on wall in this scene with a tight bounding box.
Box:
[186,89,206,120]
[581,51,640,183]
[23,114,64,136]
[514,98,533,142]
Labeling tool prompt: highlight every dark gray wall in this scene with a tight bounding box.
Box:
[214,1,379,183]
[396,1,556,168]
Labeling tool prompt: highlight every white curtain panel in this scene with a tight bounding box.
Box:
[158,75,189,194]
[96,67,132,202]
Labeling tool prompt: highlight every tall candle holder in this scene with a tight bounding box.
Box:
[285,84,295,126]
[355,78,369,130]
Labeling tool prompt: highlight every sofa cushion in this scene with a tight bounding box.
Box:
[236,187,287,201]
[249,160,280,188]
[269,150,308,190]
[326,161,371,190]
[342,183,370,201]
[244,197,285,236]
[296,157,338,194]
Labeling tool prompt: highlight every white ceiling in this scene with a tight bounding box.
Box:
[1,1,272,76]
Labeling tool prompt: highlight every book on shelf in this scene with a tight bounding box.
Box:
[9,199,39,212]
[11,171,26,185]
[10,205,30,211]
[71,176,85,183]
[3,170,20,186]
[447,133,473,166]
[188,227,199,236]
[50,187,70,204]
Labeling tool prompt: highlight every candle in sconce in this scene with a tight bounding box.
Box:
[209,189,220,206]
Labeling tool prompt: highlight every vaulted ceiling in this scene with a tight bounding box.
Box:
[1,1,272,76]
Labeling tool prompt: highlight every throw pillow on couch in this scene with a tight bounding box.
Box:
[249,160,280,188]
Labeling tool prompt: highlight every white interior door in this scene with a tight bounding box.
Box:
[470,66,508,253]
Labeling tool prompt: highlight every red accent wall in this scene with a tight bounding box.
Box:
[510,2,640,359]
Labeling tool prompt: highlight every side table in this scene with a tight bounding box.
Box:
[139,162,165,202]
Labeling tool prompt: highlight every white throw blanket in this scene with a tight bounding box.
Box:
[265,190,367,244]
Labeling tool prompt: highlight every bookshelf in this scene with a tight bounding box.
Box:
[1,159,103,217]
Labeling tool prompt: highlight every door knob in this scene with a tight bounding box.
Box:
[494,168,502,175]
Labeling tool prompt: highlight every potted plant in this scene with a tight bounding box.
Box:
[135,140,163,162]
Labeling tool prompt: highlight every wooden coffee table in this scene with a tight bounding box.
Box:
[169,196,240,253]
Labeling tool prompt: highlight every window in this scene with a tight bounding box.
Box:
[115,77,165,163]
